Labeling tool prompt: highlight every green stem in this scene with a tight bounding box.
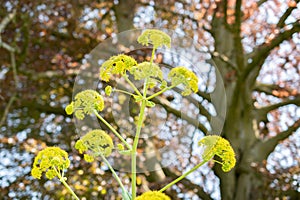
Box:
[146,85,175,100]
[100,154,128,196]
[149,47,156,65]
[159,159,208,192]
[131,99,146,199]
[53,167,80,200]
[131,46,156,199]
[93,110,132,150]
[114,89,135,97]
[124,75,142,97]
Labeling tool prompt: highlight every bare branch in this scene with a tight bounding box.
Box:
[277,0,299,28]
[20,100,67,116]
[197,90,211,102]
[0,93,16,127]
[244,21,300,83]
[0,9,17,52]
[254,119,300,161]
[0,41,16,52]
[0,9,16,32]
[0,10,19,126]
[212,51,239,73]
[170,88,212,120]
[232,0,246,71]
[21,69,79,80]
[257,0,269,7]
[163,168,212,200]
[234,0,242,28]
[152,96,209,135]
[254,82,298,98]
[255,96,300,122]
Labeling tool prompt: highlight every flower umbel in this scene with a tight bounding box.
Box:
[198,135,236,172]
[136,191,171,200]
[100,54,137,82]
[129,62,163,88]
[168,66,198,96]
[75,129,114,162]
[65,90,104,120]
[137,29,171,49]
[31,147,70,180]
[105,85,112,96]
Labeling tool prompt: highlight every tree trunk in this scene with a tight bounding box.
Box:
[211,5,264,199]
[114,0,136,32]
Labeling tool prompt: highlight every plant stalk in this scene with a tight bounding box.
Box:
[93,110,132,150]
[131,46,156,199]
[124,75,142,97]
[100,154,128,196]
[131,99,146,199]
[53,167,80,200]
[159,160,207,192]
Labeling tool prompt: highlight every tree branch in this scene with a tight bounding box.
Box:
[211,51,239,73]
[244,21,300,83]
[151,96,209,134]
[255,96,300,122]
[254,82,299,99]
[0,9,19,128]
[170,88,212,120]
[254,119,300,161]
[0,9,18,52]
[21,69,79,80]
[0,93,16,127]
[163,167,212,200]
[20,100,67,116]
[257,0,269,7]
[277,0,299,28]
[197,90,211,102]
[233,0,245,70]
[0,9,16,32]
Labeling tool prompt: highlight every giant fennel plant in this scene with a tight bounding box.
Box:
[31,29,236,200]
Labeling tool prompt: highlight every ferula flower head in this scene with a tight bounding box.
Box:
[100,54,137,82]
[198,135,236,172]
[105,85,112,96]
[129,62,163,88]
[136,191,171,200]
[31,147,70,180]
[168,66,198,96]
[75,129,114,162]
[137,29,171,49]
[65,90,104,120]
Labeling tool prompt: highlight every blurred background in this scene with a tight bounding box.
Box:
[0,0,299,199]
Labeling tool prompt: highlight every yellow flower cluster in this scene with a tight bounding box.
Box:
[105,85,112,96]
[168,66,198,96]
[31,147,70,180]
[138,29,171,49]
[129,62,163,88]
[136,191,171,200]
[100,54,137,82]
[75,129,114,162]
[65,90,104,120]
[198,135,236,172]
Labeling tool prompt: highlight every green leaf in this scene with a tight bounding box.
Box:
[105,85,112,96]
[119,150,132,156]
[146,100,155,107]
[133,95,143,102]
[160,80,167,89]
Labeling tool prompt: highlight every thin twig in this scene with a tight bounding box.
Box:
[0,93,16,127]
